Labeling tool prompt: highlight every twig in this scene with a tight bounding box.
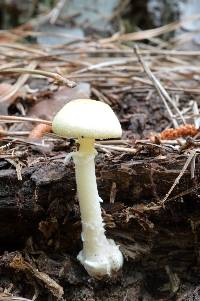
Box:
[191,153,197,179]
[91,87,112,105]
[0,295,33,301]
[0,43,46,55]
[0,68,76,88]
[134,45,186,128]
[134,46,178,128]
[49,0,67,24]
[0,62,24,71]
[0,130,30,136]
[95,143,137,154]
[74,58,136,74]
[0,115,52,125]
[101,14,200,43]
[10,253,64,299]
[0,61,37,102]
[192,101,200,129]
[98,140,130,145]
[161,150,198,205]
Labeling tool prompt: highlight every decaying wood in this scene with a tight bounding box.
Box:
[0,153,198,241]
[0,151,200,300]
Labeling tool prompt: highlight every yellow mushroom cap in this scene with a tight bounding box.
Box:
[52,99,122,139]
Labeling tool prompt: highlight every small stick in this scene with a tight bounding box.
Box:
[161,150,197,205]
[0,61,37,102]
[134,45,186,128]
[192,101,200,129]
[0,295,33,301]
[0,115,52,125]
[100,14,200,43]
[74,58,136,74]
[98,140,130,145]
[0,68,76,88]
[0,43,46,55]
[49,0,67,24]
[0,130,30,136]
[91,87,112,105]
[95,143,137,154]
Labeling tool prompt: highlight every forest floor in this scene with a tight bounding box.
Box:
[1,5,200,301]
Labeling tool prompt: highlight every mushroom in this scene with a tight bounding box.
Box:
[52,99,123,278]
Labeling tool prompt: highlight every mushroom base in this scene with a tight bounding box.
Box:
[77,238,123,278]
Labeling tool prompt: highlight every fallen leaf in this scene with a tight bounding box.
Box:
[29,82,90,120]
[28,123,52,139]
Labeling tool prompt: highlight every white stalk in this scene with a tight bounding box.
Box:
[72,138,123,278]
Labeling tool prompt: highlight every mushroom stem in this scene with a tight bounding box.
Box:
[72,138,123,278]
[74,138,102,253]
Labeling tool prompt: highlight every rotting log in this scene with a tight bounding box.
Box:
[0,153,200,244]
[1,153,200,299]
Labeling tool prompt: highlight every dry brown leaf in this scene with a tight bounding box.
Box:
[28,82,90,120]
[28,123,52,139]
